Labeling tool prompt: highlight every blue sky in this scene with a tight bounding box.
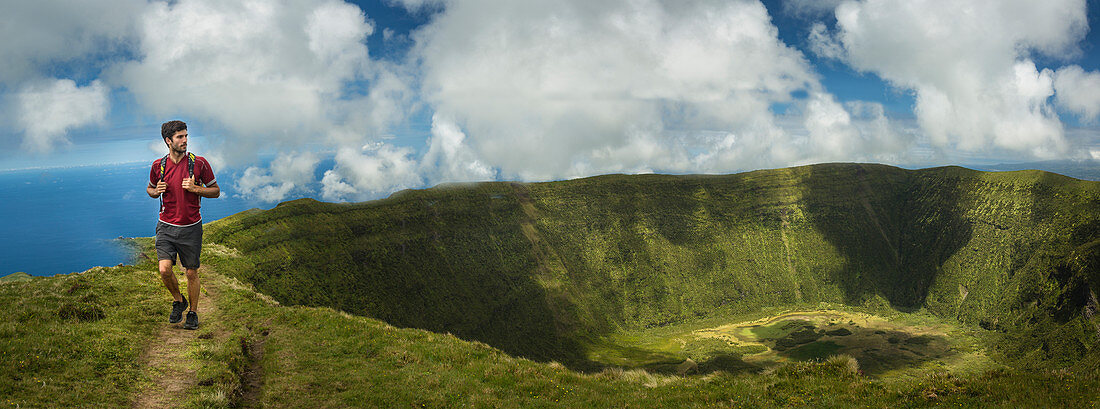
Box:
[1,0,1098,202]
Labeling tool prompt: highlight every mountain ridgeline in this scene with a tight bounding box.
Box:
[205,163,1100,370]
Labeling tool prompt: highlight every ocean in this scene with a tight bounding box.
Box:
[0,162,265,277]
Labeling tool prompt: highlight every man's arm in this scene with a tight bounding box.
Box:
[148,181,167,198]
[183,178,220,198]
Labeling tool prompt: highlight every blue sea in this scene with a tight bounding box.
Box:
[0,163,269,277]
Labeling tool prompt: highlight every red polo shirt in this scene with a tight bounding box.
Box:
[149,154,216,226]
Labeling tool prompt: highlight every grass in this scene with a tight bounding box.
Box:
[0,264,165,408]
[187,248,1100,408]
[4,163,1100,407]
[3,237,1099,408]
[0,272,32,283]
[202,164,1100,371]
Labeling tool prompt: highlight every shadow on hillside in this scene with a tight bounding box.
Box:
[208,185,606,369]
[801,164,973,311]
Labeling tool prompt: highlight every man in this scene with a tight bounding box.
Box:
[147,120,219,330]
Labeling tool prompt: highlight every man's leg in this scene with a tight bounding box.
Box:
[159,259,184,302]
[185,268,199,312]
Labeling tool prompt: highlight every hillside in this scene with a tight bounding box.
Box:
[204,163,1100,371]
[4,162,1099,408]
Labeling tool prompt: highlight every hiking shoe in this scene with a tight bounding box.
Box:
[169,295,188,323]
[183,311,199,330]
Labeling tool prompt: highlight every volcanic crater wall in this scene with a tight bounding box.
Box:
[205,163,1100,367]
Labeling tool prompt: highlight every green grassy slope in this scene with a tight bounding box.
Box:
[0,272,32,283]
[0,265,166,407]
[7,256,1097,408]
[203,163,1100,371]
[6,159,1100,407]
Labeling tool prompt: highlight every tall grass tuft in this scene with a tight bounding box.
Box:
[824,354,860,376]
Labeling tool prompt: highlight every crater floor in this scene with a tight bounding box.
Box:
[588,306,994,377]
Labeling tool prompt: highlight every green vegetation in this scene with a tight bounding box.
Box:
[0,265,165,407]
[0,272,32,283]
[4,163,1100,407]
[204,163,1100,371]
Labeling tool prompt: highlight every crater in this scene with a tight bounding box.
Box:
[204,164,1099,382]
[588,309,981,376]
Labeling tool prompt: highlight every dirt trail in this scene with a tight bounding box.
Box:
[133,268,219,409]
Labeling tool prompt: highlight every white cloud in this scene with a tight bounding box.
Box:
[419,114,496,184]
[235,151,320,202]
[808,23,844,60]
[0,0,145,85]
[1054,65,1100,123]
[16,79,109,152]
[3,0,418,195]
[811,0,1087,158]
[272,151,321,186]
[321,144,422,201]
[388,0,445,12]
[408,0,897,181]
[235,166,295,203]
[803,92,859,160]
[320,169,359,201]
[782,0,845,19]
[0,0,142,155]
[844,100,908,161]
[111,0,413,164]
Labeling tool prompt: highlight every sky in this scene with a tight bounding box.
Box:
[1,0,1099,202]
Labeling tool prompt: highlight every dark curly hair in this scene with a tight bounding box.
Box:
[161,120,187,144]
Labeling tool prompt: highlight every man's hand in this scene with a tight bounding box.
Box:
[182,177,198,193]
[155,181,167,197]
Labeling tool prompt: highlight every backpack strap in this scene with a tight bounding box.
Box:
[159,153,197,181]
[187,152,196,182]
[159,154,169,182]
[157,152,197,216]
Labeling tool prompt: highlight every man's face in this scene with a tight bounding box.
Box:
[165,130,188,154]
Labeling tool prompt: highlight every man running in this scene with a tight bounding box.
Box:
[147,120,219,330]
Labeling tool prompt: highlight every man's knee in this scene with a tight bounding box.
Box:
[158,262,174,276]
[185,268,199,280]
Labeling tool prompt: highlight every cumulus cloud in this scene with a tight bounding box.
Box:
[321,143,422,201]
[18,0,1097,201]
[16,79,109,152]
[782,0,845,19]
[807,22,844,60]
[0,1,142,154]
[235,151,321,202]
[406,0,901,182]
[810,0,1087,158]
[111,0,414,165]
[0,0,145,85]
[1054,65,1100,123]
[803,92,860,160]
[386,0,445,13]
[235,167,295,203]
[419,114,496,184]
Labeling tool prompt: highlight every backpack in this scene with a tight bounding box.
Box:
[158,152,197,213]
[160,152,196,182]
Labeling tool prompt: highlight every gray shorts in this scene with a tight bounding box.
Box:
[155,221,203,269]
